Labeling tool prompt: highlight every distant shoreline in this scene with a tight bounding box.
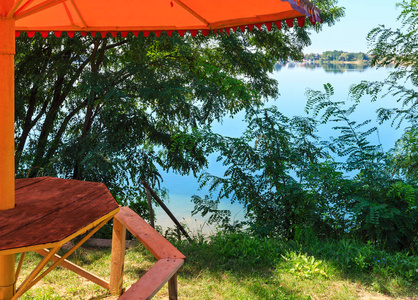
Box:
[301,60,370,65]
[302,51,372,66]
[274,60,372,73]
[303,60,370,65]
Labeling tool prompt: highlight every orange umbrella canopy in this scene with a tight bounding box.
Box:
[11,0,321,37]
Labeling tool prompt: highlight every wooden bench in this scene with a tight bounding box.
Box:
[111,207,186,299]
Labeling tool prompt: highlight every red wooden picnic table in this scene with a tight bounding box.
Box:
[0,176,185,299]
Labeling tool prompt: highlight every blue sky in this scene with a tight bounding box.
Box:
[305,0,402,53]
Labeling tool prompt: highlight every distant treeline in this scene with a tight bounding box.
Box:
[304,51,371,63]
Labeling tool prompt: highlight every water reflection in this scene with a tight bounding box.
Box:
[321,62,370,73]
[274,61,370,73]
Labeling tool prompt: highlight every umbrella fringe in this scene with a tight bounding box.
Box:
[14,15,322,39]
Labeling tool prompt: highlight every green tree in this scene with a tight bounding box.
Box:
[338,52,348,61]
[322,50,344,61]
[345,1,418,250]
[195,81,417,250]
[305,53,318,60]
[352,52,369,61]
[307,84,417,251]
[15,33,275,210]
[15,2,345,214]
[198,107,326,239]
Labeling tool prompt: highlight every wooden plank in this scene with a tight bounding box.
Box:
[15,252,26,282]
[14,177,48,190]
[110,218,126,296]
[0,177,119,252]
[115,207,186,260]
[35,249,110,290]
[119,259,184,300]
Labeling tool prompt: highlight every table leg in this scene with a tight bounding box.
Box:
[168,273,178,300]
[110,218,126,296]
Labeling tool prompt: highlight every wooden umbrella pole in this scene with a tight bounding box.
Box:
[0,5,16,298]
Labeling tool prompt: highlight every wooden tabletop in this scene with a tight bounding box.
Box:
[0,177,120,254]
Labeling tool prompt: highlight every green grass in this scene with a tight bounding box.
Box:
[16,232,417,299]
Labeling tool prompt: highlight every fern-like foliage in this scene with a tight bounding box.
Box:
[194,83,417,251]
[306,83,417,251]
[349,0,418,128]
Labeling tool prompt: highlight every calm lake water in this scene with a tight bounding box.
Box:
[155,63,403,235]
